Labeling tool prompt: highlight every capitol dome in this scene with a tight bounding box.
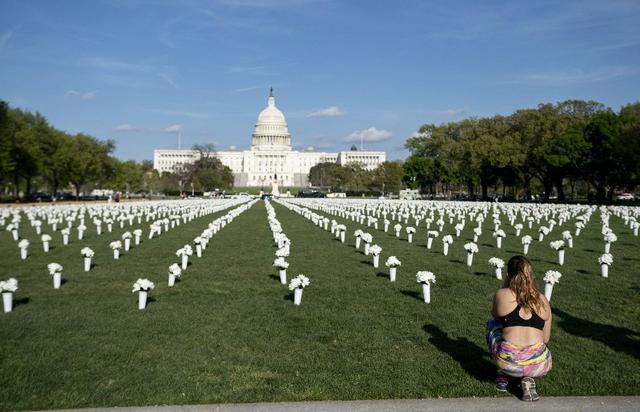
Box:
[251,88,292,151]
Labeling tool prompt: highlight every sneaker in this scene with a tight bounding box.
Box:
[520,377,540,401]
[495,376,509,392]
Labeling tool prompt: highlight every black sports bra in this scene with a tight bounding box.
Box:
[501,305,545,331]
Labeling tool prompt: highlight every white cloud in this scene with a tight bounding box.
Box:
[508,67,639,85]
[65,90,96,100]
[440,108,467,116]
[232,84,270,93]
[307,106,346,118]
[344,127,392,143]
[163,124,183,133]
[0,28,15,50]
[114,123,139,132]
[158,72,179,89]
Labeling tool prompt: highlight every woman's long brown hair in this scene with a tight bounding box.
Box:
[505,256,543,312]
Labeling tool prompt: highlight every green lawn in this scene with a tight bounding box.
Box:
[0,200,639,410]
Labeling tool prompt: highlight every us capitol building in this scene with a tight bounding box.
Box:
[153,89,386,187]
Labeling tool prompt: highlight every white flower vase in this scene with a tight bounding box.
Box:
[78,230,84,240]
[294,288,303,306]
[181,254,188,270]
[84,257,91,272]
[523,243,530,255]
[374,222,378,230]
[604,243,610,254]
[496,237,502,249]
[279,269,287,285]
[538,233,544,242]
[473,234,478,242]
[97,226,102,235]
[558,249,565,265]
[20,248,27,260]
[107,224,112,232]
[495,268,502,280]
[135,235,141,245]
[422,283,431,303]
[634,226,638,236]
[113,249,120,260]
[466,253,473,267]
[120,221,124,229]
[138,291,148,310]
[443,243,449,256]
[601,264,609,278]
[340,232,345,243]
[516,229,521,236]
[408,234,413,243]
[36,227,41,235]
[124,238,131,251]
[427,238,433,249]
[544,283,554,301]
[364,244,370,256]
[384,223,389,232]
[389,267,397,282]
[43,242,50,253]
[168,274,176,287]
[355,237,361,249]
[2,292,13,313]
[63,234,69,245]
[567,238,573,248]
[395,230,400,238]
[196,244,202,258]
[53,272,61,289]
[11,230,18,241]
[373,254,380,268]
[575,228,581,236]
[528,221,533,229]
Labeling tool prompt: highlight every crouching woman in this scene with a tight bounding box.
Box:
[486,256,553,401]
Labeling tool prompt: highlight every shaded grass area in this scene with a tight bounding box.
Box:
[0,201,638,410]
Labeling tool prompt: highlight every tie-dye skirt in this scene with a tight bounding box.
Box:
[486,319,553,378]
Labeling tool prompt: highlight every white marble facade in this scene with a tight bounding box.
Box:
[153,90,386,187]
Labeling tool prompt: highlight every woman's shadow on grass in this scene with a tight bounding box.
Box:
[553,308,640,360]
[422,324,495,383]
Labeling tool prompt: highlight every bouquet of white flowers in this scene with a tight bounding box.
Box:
[109,240,122,250]
[132,278,155,292]
[288,274,310,290]
[488,257,504,268]
[47,262,63,275]
[275,247,289,258]
[385,256,402,268]
[464,242,479,253]
[168,263,182,277]
[273,257,289,269]
[18,239,29,249]
[493,230,506,238]
[406,226,416,234]
[539,226,550,235]
[521,235,532,244]
[604,232,618,243]
[543,270,562,285]
[354,229,363,238]
[442,235,453,244]
[427,230,439,238]
[41,234,52,242]
[122,231,132,239]
[362,233,373,243]
[598,253,613,265]
[80,247,95,258]
[369,244,382,256]
[0,278,18,292]
[549,240,565,251]
[416,271,436,284]
[176,245,193,256]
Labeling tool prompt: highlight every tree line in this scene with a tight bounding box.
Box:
[403,100,640,202]
[308,160,405,195]
[0,101,233,200]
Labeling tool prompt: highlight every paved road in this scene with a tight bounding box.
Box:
[46,397,640,412]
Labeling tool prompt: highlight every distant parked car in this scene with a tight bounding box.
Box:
[616,193,634,200]
[261,193,273,200]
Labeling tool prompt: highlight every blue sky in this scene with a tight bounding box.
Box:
[1,0,639,161]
